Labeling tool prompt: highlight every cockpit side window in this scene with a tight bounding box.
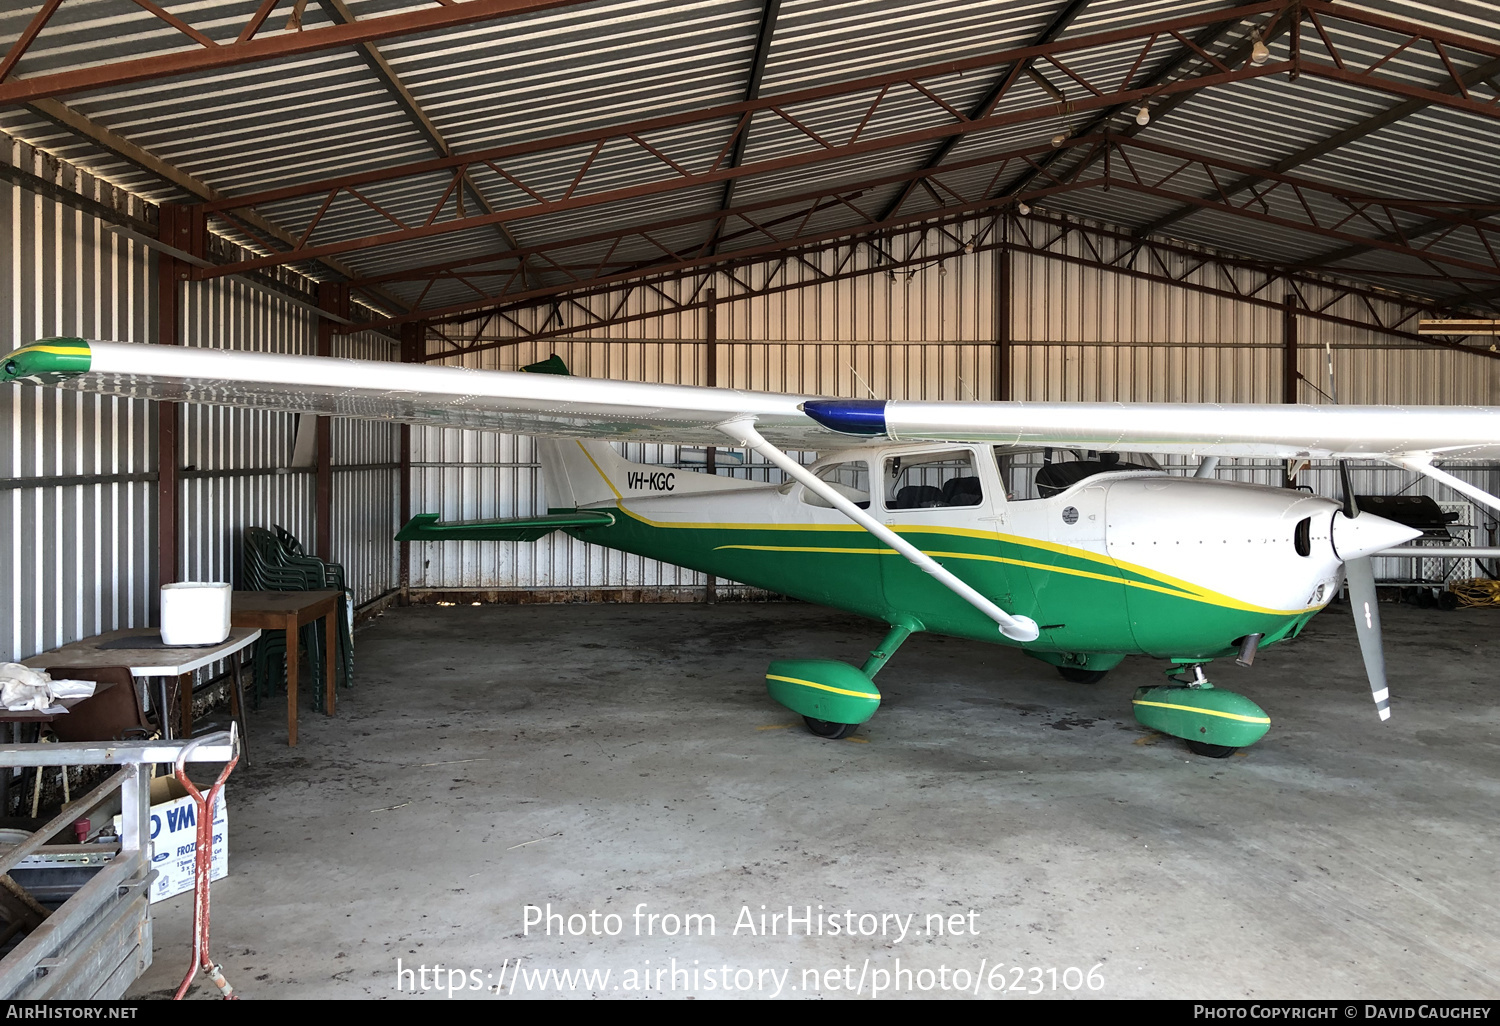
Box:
[801,460,871,509]
[883,451,982,510]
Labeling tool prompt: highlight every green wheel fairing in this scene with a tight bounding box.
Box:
[2,339,91,384]
[1131,684,1272,749]
[563,502,1318,661]
[766,660,881,724]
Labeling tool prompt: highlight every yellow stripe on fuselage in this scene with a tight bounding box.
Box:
[709,541,1313,616]
[577,440,624,501]
[715,543,1203,603]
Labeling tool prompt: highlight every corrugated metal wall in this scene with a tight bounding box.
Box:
[3,143,156,663]
[332,329,402,605]
[2,139,401,662]
[417,213,1500,593]
[178,276,317,597]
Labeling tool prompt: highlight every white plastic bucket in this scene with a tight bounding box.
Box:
[160,582,232,646]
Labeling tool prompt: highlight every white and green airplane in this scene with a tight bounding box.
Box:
[9,337,1500,757]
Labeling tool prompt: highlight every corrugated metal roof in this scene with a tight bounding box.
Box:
[0,0,1495,321]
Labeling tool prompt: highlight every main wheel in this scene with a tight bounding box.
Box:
[1057,666,1109,684]
[803,716,857,740]
[1186,740,1237,759]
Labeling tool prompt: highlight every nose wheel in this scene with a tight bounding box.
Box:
[803,717,858,740]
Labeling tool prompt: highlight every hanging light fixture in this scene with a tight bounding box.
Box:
[1016,201,1031,216]
[1135,104,1150,126]
[1250,32,1271,66]
[1050,133,1067,148]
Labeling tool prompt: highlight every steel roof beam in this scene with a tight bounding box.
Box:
[21,96,409,316]
[1003,9,1291,208]
[0,0,64,84]
[1134,60,1500,239]
[195,2,1285,214]
[379,185,1466,331]
[0,0,609,105]
[1133,1,1500,239]
[311,0,527,280]
[350,137,1087,288]
[191,53,1292,274]
[348,133,1500,310]
[181,0,1500,285]
[1090,136,1500,282]
[875,0,1096,223]
[708,0,782,251]
[356,134,1496,329]
[423,209,1488,363]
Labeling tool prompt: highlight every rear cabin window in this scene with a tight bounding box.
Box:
[802,460,871,509]
[883,451,983,510]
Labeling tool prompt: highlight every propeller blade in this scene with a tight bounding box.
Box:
[1338,460,1359,519]
[1344,555,1391,721]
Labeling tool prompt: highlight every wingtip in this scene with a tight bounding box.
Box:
[3,338,91,384]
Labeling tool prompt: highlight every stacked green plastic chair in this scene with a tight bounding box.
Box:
[242,527,325,708]
[272,526,354,694]
[274,525,347,591]
[241,527,352,712]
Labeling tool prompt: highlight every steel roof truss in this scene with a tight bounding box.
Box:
[362,138,1500,326]
[427,210,1490,363]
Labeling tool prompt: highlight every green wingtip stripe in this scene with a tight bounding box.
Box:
[3,338,91,384]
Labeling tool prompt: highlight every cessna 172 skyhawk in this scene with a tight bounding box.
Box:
[8,338,1500,757]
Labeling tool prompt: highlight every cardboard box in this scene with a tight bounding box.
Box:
[113,776,228,903]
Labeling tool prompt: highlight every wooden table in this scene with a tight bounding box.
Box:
[230,590,341,747]
[21,627,261,743]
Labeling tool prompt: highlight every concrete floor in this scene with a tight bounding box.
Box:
[130,599,1499,1000]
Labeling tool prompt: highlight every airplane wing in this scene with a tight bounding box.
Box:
[1,338,834,448]
[7,337,1500,466]
[798,398,1500,462]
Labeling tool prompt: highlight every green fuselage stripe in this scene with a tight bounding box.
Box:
[715,542,1204,603]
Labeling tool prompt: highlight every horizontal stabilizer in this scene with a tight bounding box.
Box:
[395,510,615,542]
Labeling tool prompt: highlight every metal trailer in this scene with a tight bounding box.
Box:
[0,733,235,999]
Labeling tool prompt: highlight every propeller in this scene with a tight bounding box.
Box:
[1338,459,1359,520]
[1330,460,1416,722]
[1343,554,1391,721]
[1324,340,1395,720]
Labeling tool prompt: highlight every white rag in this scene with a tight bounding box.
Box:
[0,664,95,712]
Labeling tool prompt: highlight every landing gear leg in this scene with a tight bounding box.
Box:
[1172,665,1238,757]
[781,620,919,741]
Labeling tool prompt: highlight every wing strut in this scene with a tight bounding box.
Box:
[718,417,1040,642]
[1387,454,1500,516]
